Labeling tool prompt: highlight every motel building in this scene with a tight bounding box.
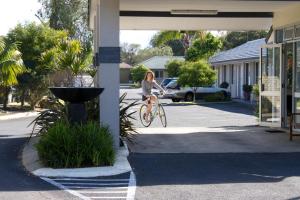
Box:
[88,0,300,147]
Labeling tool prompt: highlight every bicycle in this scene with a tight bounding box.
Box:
[139,94,167,127]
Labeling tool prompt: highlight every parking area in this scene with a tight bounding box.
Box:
[121,88,300,153]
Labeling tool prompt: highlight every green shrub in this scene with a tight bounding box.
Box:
[204,91,230,102]
[36,120,115,168]
[130,64,149,83]
[243,84,253,93]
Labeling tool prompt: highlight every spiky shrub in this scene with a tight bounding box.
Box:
[36,120,115,168]
[28,97,67,139]
[119,93,139,142]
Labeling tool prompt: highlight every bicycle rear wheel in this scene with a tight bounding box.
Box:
[139,104,152,127]
[159,104,167,127]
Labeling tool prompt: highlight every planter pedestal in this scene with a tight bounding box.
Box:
[49,87,104,124]
[68,103,87,123]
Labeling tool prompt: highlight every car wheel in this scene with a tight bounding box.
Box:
[185,93,194,102]
[172,98,180,102]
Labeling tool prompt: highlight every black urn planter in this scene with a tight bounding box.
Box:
[49,87,104,123]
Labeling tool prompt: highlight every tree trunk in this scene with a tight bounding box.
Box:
[20,89,26,108]
[3,87,11,110]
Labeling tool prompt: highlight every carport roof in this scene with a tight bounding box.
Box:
[209,38,266,64]
[88,0,300,31]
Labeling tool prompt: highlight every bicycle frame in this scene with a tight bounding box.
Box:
[145,96,160,121]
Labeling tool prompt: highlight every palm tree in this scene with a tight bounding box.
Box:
[150,31,206,55]
[41,39,92,87]
[0,38,25,110]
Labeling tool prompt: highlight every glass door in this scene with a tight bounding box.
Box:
[260,44,282,127]
[294,42,300,125]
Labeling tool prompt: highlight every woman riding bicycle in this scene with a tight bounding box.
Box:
[142,71,166,120]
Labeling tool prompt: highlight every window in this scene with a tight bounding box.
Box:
[155,71,159,78]
[296,42,300,92]
[275,29,283,43]
[284,27,294,41]
[223,65,227,82]
[245,63,249,84]
[295,25,300,38]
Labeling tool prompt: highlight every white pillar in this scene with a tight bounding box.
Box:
[97,0,120,148]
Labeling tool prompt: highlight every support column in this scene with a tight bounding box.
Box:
[98,0,120,148]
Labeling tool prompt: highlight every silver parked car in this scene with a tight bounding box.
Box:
[164,80,230,102]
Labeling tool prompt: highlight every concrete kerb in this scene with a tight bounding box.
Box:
[0,111,39,121]
[22,137,132,178]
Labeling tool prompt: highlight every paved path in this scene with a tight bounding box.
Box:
[129,153,300,200]
[0,117,77,200]
[0,117,135,200]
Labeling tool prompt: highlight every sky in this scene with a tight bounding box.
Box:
[0,0,157,48]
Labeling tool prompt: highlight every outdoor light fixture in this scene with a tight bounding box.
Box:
[171,10,218,15]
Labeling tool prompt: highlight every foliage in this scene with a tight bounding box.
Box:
[30,93,138,144]
[0,38,25,86]
[165,40,185,56]
[6,23,68,109]
[204,91,230,102]
[0,38,26,109]
[150,31,206,56]
[36,120,115,168]
[121,43,173,66]
[252,84,259,97]
[37,0,92,49]
[165,59,184,77]
[121,43,141,66]
[29,97,67,139]
[186,33,223,61]
[221,31,267,50]
[130,65,149,83]
[119,93,139,142]
[243,84,253,93]
[219,82,229,89]
[135,46,173,64]
[178,60,216,101]
[150,31,183,47]
[41,38,92,86]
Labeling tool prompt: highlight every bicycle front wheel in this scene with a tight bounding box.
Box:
[139,104,152,127]
[159,104,167,127]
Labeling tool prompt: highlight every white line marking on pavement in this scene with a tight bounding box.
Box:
[126,172,136,200]
[80,191,127,194]
[41,177,90,200]
[53,178,129,182]
[60,182,128,186]
[41,173,136,200]
[90,197,127,199]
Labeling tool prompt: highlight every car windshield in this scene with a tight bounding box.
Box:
[166,80,178,88]
[161,78,176,86]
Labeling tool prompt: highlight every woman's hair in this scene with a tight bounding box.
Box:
[144,71,155,81]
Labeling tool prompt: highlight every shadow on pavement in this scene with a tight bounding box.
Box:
[0,137,58,192]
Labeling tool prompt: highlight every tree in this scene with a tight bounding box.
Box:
[221,31,268,50]
[178,60,216,102]
[121,43,141,66]
[41,38,92,87]
[135,46,173,64]
[165,59,184,77]
[0,38,26,109]
[130,65,149,84]
[151,31,206,56]
[37,0,92,49]
[6,23,68,108]
[186,33,222,61]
